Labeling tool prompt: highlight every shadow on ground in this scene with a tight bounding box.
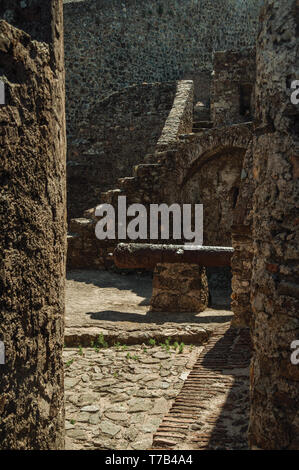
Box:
[86,310,233,325]
[67,269,152,302]
[66,269,233,329]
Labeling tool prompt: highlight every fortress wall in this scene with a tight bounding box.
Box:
[63,0,261,146]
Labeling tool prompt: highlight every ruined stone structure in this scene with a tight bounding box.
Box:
[67,80,195,270]
[1,0,298,452]
[63,0,260,318]
[67,82,176,220]
[211,48,256,126]
[0,0,66,450]
[67,48,256,318]
[63,0,261,222]
[63,0,261,145]
[249,0,299,449]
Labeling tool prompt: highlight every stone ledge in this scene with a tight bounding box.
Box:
[64,324,211,347]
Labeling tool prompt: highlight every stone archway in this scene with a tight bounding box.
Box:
[176,123,253,246]
[181,146,246,247]
[175,124,253,310]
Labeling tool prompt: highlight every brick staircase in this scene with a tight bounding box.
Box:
[192,120,213,133]
[152,325,251,450]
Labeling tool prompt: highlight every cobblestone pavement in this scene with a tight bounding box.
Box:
[64,270,249,451]
[152,325,251,450]
[64,343,203,450]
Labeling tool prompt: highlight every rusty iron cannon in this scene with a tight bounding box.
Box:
[113,243,234,270]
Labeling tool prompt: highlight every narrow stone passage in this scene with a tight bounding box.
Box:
[64,270,241,450]
[64,343,203,450]
[152,325,251,450]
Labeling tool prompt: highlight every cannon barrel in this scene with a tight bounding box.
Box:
[113,243,234,269]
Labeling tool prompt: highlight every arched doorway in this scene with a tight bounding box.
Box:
[180,146,247,308]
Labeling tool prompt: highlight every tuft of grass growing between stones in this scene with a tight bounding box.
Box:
[80,336,194,356]
[125,352,140,362]
[147,336,187,354]
[91,333,108,351]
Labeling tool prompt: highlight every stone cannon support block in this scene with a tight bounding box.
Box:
[150,263,208,313]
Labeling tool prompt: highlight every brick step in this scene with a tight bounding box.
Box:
[193,102,210,121]
[152,326,251,450]
[178,132,196,141]
[133,163,162,178]
[193,120,213,126]
[100,188,123,204]
[192,120,213,130]
[117,176,138,192]
[69,217,94,234]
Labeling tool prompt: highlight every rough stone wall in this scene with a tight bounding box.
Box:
[211,47,256,127]
[63,0,261,148]
[67,82,176,220]
[156,80,193,152]
[0,0,66,450]
[67,83,255,271]
[0,0,53,42]
[206,45,256,323]
[231,141,255,327]
[249,0,299,449]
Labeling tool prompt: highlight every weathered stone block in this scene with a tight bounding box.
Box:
[150,263,208,313]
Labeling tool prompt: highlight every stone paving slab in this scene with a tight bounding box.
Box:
[64,344,204,450]
[65,324,211,347]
